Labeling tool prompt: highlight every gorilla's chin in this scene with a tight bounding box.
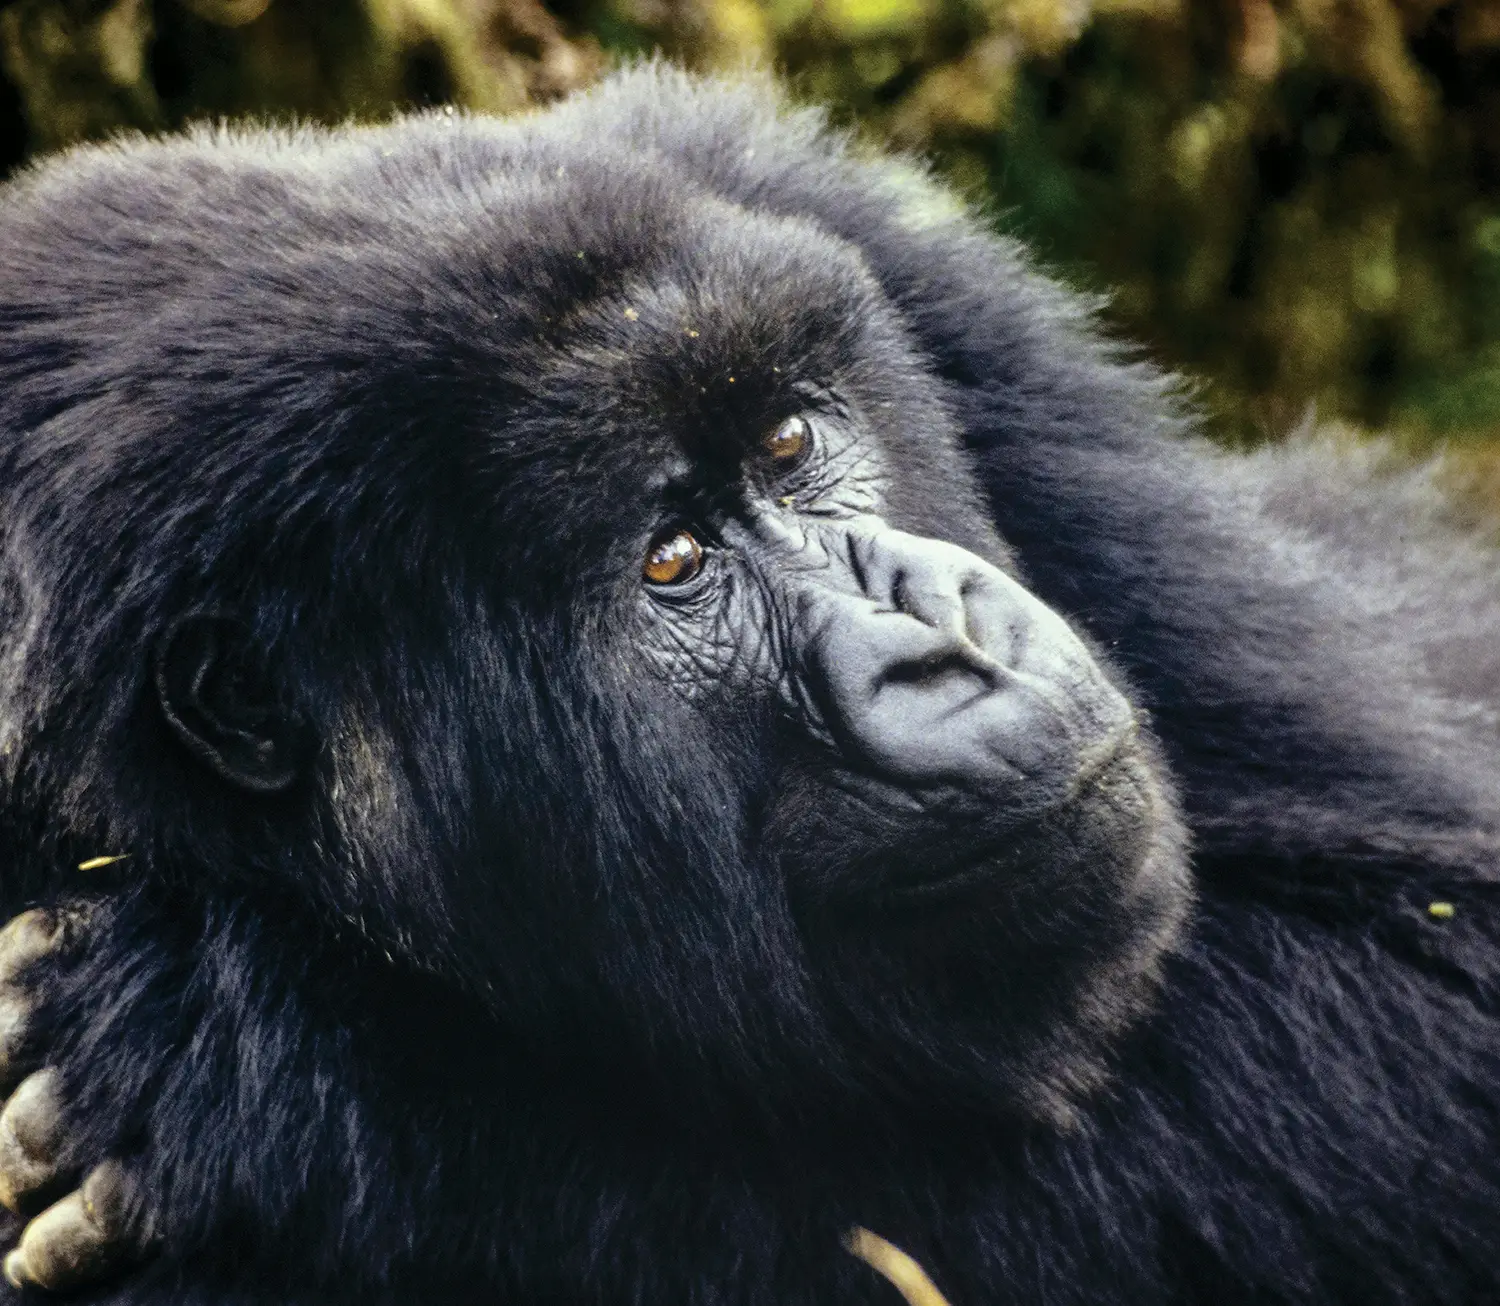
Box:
[790,748,1192,1121]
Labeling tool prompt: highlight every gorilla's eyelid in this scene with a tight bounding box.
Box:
[648,577,714,606]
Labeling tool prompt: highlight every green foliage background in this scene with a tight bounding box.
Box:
[3,0,1500,461]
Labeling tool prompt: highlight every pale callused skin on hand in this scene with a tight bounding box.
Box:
[0,908,143,1293]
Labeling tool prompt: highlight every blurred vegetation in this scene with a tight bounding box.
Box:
[2,0,1500,450]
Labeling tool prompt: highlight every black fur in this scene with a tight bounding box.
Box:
[0,65,1497,1305]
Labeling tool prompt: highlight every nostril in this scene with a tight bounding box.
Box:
[845,531,873,597]
[958,575,983,648]
[875,643,1004,694]
[834,526,1020,668]
[879,651,969,687]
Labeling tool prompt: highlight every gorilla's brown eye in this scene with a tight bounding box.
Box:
[643,529,703,585]
[765,415,810,462]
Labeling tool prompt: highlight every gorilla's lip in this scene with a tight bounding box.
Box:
[868,849,1013,903]
[865,739,1152,905]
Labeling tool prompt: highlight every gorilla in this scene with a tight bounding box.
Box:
[0,63,1496,1306]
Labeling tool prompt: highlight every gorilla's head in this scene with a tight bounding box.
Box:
[0,80,1190,1128]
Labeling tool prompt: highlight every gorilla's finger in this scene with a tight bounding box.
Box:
[0,994,30,1093]
[0,904,97,1094]
[1,1164,134,1293]
[0,911,64,989]
[0,912,63,1088]
[0,1069,68,1213]
[77,1159,136,1240]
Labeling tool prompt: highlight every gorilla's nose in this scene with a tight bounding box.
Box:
[838,527,1017,683]
[789,520,1134,803]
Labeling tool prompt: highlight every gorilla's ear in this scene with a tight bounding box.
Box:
[154,613,302,794]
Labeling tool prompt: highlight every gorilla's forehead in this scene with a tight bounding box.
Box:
[497,226,885,452]
[468,238,904,577]
[0,109,930,592]
[422,170,912,563]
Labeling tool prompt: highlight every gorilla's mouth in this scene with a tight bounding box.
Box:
[784,732,1160,912]
[867,844,1019,903]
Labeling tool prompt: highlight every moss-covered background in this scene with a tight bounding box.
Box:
[3,0,1500,459]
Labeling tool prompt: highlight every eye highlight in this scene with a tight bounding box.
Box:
[643,529,703,586]
[764,415,810,463]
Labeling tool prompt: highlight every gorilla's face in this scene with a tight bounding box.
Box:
[143,195,1189,1118]
[637,433,1144,908]
[451,212,1193,1114]
[628,386,1145,869]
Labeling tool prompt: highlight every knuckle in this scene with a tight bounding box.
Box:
[7,1189,121,1292]
[0,1069,66,1212]
[4,1068,63,1155]
[80,1160,133,1240]
[0,1135,54,1214]
[53,901,99,954]
[0,910,61,987]
[0,994,32,1078]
